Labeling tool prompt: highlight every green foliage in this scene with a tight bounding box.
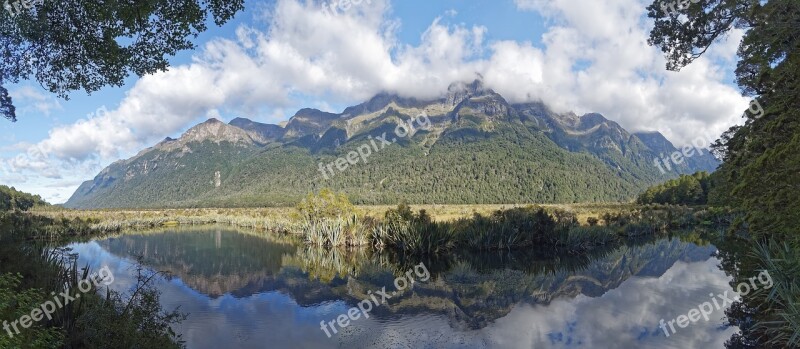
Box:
[648,4,800,344]
[552,226,619,253]
[0,185,49,211]
[65,122,692,208]
[636,172,711,205]
[648,0,799,238]
[0,207,185,348]
[373,204,455,255]
[299,215,370,247]
[452,207,557,251]
[368,205,653,254]
[0,86,14,122]
[749,241,800,347]
[74,265,185,349]
[0,0,244,122]
[0,273,64,348]
[601,206,697,236]
[295,188,356,222]
[290,204,701,255]
[294,189,368,247]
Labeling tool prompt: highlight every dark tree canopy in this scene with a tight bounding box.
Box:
[647,0,799,95]
[649,3,799,346]
[648,0,800,236]
[637,171,711,205]
[0,184,48,210]
[0,0,245,121]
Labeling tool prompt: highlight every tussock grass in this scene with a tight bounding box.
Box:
[750,241,800,348]
[27,201,706,257]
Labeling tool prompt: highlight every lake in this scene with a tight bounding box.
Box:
[65,226,739,348]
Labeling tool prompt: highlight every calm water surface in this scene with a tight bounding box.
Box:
[65,226,738,348]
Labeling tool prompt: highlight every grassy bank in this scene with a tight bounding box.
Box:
[26,196,711,256]
[2,190,737,348]
[30,202,638,233]
[0,212,186,348]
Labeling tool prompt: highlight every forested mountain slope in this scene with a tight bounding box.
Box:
[66,80,718,208]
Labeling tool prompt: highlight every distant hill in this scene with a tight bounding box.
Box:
[65,80,719,208]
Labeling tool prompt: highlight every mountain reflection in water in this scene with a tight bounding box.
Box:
[66,226,738,348]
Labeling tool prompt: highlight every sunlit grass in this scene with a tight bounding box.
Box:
[27,203,706,257]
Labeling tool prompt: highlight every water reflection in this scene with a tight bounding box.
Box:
[66,226,737,348]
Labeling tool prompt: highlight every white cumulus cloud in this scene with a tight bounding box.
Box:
[3,0,753,202]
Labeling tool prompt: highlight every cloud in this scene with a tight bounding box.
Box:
[6,0,752,200]
[501,0,748,145]
[10,86,63,117]
[479,258,737,348]
[27,0,487,165]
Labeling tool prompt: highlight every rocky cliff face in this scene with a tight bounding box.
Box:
[283,108,341,139]
[633,131,720,173]
[176,118,256,146]
[65,79,719,209]
[229,117,286,143]
[444,79,487,107]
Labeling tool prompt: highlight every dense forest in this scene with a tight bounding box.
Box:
[0,185,48,211]
[65,113,715,209]
[636,172,711,205]
[646,0,800,346]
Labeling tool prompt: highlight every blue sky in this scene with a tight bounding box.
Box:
[1,0,750,203]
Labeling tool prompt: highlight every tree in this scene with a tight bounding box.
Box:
[648,0,800,236]
[648,2,800,346]
[0,0,245,122]
[0,185,47,210]
[637,172,711,205]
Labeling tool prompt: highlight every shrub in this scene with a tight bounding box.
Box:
[295,188,355,222]
[0,273,64,348]
[552,226,618,253]
[373,204,455,255]
[454,207,557,251]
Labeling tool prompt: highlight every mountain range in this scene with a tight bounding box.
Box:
[65,80,718,208]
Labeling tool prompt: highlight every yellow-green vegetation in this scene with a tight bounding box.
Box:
[288,190,707,255]
[30,202,637,237]
[26,190,699,256]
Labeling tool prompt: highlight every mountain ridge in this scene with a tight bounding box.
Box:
[65,79,719,208]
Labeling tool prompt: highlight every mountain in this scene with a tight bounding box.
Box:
[229,117,285,143]
[97,228,715,332]
[65,80,719,208]
[633,131,719,173]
